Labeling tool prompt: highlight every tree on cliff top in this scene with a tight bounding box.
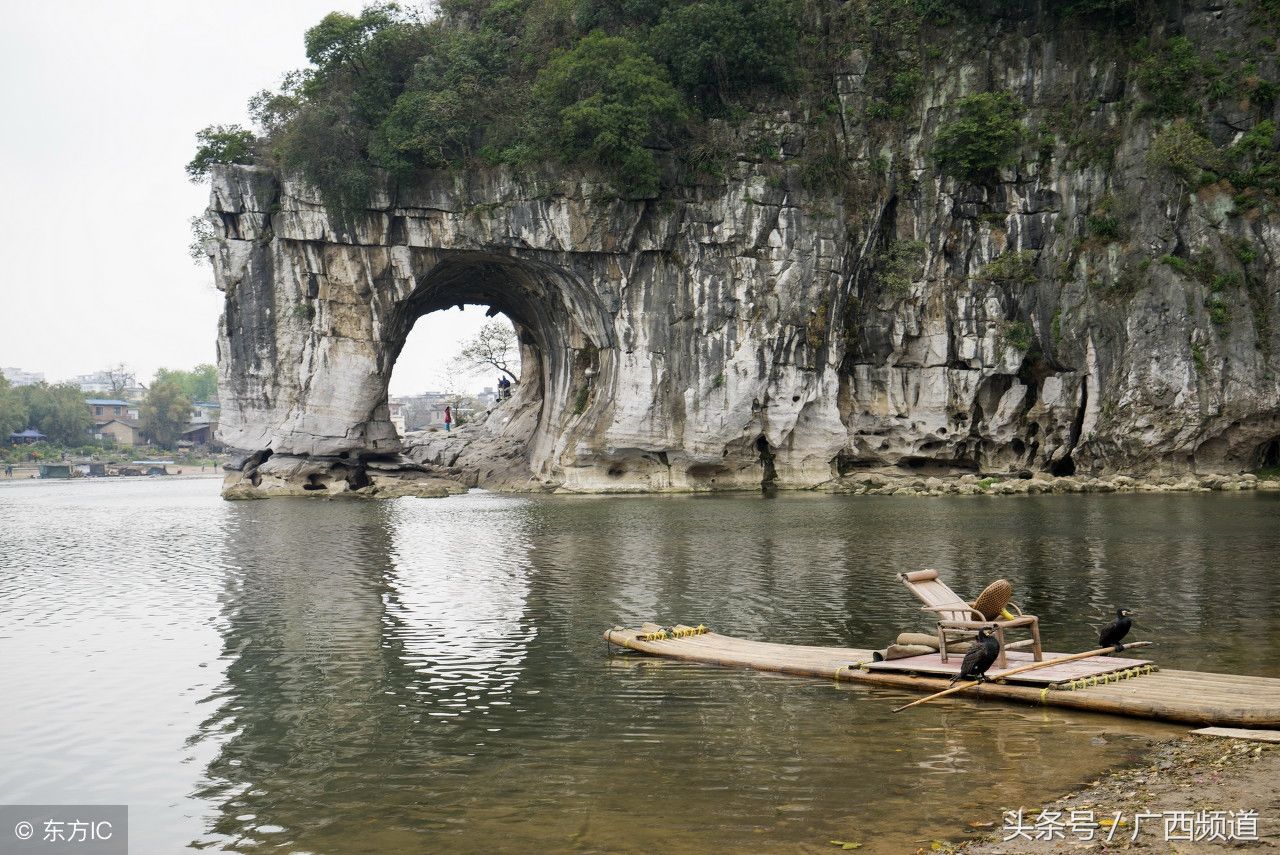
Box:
[534,31,685,197]
[272,5,431,211]
[186,125,258,181]
[140,379,191,449]
[198,0,801,203]
[647,0,799,109]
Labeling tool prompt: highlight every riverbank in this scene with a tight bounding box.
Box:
[824,471,1280,497]
[956,733,1279,852]
[3,457,223,480]
[0,469,223,483]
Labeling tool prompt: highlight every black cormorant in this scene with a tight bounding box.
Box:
[950,626,1001,685]
[1099,608,1135,651]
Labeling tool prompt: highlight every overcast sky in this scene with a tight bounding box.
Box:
[0,1,497,396]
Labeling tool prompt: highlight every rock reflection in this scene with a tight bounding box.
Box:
[192,501,397,849]
[193,496,539,852]
[178,490,1278,853]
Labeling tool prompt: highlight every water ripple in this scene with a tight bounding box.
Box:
[3,482,1278,853]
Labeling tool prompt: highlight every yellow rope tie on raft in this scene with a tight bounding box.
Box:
[639,624,709,641]
[835,662,868,681]
[1053,664,1158,693]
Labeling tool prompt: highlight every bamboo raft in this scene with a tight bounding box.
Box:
[604,625,1280,728]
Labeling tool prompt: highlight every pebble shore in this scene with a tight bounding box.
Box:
[826,472,1280,497]
[957,734,1279,853]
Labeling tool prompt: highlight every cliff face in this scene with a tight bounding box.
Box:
[210,2,1280,496]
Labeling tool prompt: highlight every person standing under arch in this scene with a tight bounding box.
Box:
[444,405,452,432]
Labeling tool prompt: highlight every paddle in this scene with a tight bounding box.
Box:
[891,640,1154,713]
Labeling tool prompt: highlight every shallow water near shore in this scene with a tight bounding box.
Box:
[1,478,1277,853]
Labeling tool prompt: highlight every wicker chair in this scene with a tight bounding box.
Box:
[897,569,1042,669]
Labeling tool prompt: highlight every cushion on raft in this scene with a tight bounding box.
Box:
[895,632,971,653]
[897,632,943,648]
[876,643,937,661]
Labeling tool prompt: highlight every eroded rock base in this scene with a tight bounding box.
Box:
[222,451,471,500]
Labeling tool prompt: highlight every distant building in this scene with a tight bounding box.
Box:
[388,400,407,436]
[8,428,47,444]
[190,401,221,424]
[86,399,131,424]
[97,419,144,447]
[2,367,44,387]
[71,373,114,394]
[71,371,145,400]
[398,392,449,431]
[179,423,215,447]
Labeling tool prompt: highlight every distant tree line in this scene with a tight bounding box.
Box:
[0,376,93,445]
[1,364,218,450]
[153,364,218,403]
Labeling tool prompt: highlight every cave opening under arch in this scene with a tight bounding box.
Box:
[374,252,613,486]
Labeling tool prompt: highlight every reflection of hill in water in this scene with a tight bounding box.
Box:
[188,491,1280,852]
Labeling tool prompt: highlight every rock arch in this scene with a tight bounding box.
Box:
[208,164,850,497]
[382,252,614,481]
[207,142,1280,499]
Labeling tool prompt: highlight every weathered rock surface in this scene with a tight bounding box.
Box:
[209,3,1280,498]
[222,451,467,499]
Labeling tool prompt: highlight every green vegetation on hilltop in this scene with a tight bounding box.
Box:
[187,0,804,203]
[186,0,1280,211]
[186,125,257,182]
[531,31,685,197]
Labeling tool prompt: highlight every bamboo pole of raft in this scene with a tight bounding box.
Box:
[892,641,1154,713]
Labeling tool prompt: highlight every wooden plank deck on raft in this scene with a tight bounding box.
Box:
[603,626,1280,728]
[863,649,1153,685]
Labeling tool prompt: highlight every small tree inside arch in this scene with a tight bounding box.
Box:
[452,320,521,384]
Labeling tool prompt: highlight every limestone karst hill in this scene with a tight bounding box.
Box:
[205,0,1280,496]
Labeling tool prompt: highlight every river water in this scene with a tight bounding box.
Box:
[1,478,1277,853]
